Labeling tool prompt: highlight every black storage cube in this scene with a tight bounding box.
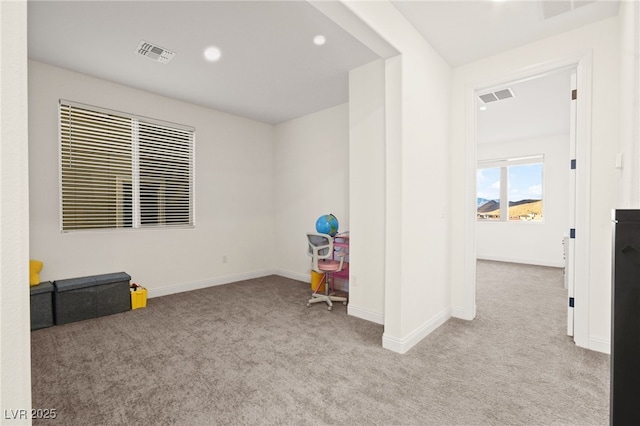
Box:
[54,272,131,325]
[30,281,54,330]
[94,274,132,317]
[54,285,95,325]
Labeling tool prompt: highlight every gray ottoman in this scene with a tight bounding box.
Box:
[53,272,131,325]
[30,281,54,330]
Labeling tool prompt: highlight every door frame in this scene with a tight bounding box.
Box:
[463,51,593,348]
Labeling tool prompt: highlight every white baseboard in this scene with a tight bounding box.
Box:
[147,269,276,299]
[589,336,611,354]
[274,268,349,291]
[382,307,452,354]
[348,304,384,324]
[274,269,308,283]
[148,268,345,300]
[451,305,466,319]
[477,255,564,268]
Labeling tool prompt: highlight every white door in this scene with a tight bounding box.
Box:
[567,70,577,337]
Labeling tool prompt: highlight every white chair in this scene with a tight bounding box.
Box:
[306,233,348,311]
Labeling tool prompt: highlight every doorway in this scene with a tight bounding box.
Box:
[463,53,593,347]
[475,67,575,333]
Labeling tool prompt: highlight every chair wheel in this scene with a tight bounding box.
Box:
[327,306,332,311]
[343,301,347,305]
[306,303,310,308]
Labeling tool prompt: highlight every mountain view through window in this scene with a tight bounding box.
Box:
[477,162,543,221]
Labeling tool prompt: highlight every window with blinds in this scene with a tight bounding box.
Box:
[60,100,194,231]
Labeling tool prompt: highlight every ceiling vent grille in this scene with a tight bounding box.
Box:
[478,88,515,104]
[136,41,175,64]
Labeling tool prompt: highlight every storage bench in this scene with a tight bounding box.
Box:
[53,272,131,325]
[30,281,54,330]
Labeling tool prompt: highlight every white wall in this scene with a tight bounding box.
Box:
[29,61,276,297]
[273,103,349,283]
[451,17,620,352]
[477,135,570,267]
[348,59,386,324]
[618,0,640,207]
[1,1,32,422]
[343,1,452,353]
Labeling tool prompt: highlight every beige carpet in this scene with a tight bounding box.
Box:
[31,260,609,425]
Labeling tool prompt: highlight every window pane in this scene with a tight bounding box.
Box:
[60,104,133,230]
[60,101,194,231]
[138,121,193,227]
[508,163,543,221]
[477,167,501,220]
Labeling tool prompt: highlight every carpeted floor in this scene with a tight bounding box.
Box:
[31,260,610,425]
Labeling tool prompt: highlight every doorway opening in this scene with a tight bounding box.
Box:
[475,67,575,334]
[463,53,592,347]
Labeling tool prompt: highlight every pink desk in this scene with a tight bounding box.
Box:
[333,233,349,281]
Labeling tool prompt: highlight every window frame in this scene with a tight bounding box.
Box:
[477,155,544,223]
[59,100,195,232]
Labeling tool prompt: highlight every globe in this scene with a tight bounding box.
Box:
[315,214,339,237]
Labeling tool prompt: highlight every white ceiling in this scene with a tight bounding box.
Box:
[28,1,380,124]
[392,0,620,67]
[477,68,573,144]
[28,1,620,125]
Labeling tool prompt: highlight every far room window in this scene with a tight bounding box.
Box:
[60,100,194,231]
[476,167,502,220]
[477,155,543,222]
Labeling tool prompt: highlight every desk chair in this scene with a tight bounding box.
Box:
[306,233,348,311]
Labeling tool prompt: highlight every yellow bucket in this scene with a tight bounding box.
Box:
[310,271,325,293]
[131,288,148,310]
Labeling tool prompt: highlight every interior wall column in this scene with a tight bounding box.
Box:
[0,0,33,419]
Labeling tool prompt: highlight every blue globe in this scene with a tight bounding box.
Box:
[315,214,339,237]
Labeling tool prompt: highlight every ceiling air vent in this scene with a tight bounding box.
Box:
[136,41,175,64]
[478,88,515,104]
[479,93,498,103]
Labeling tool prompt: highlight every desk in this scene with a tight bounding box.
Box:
[332,233,349,283]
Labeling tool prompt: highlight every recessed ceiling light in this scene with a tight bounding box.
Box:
[204,46,222,62]
[479,105,488,111]
[313,35,326,46]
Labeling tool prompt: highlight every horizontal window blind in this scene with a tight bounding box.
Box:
[60,100,194,231]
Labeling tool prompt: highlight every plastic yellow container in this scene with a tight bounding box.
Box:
[310,271,325,293]
[131,288,148,310]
